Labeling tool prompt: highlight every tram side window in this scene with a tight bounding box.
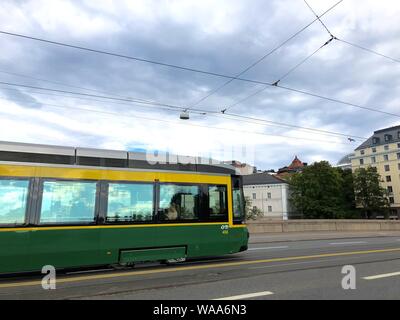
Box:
[0,179,29,225]
[208,185,228,220]
[39,180,97,224]
[107,183,154,223]
[232,177,245,223]
[159,184,200,221]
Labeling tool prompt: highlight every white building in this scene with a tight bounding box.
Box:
[242,173,291,220]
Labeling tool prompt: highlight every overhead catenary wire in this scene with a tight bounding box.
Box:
[0,85,364,140]
[335,38,400,64]
[1,20,399,119]
[0,85,204,115]
[0,30,258,83]
[1,85,364,140]
[216,113,367,140]
[0,70,153,103]
[1,72,399,120]
[0,80,207,115]
[0,82,368,140]
[303,0,335,37]
[221,37,334,113]
[0,1,344,112]
[302,1,400,65]
[275,83,400,118]
[274,37,334,84]
[0,96,354,145]
[188,0,344,109]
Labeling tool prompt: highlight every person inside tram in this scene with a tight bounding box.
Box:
[165,202,179,220]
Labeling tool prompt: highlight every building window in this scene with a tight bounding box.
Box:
[360,150,365,155]
[252,193,256,200]
[372,147,377,153]
[40,180,97,224]
[159,184,200,221]
[397,153,400,160]
[386,176,392,182]
[267,192,272,199]
[373,137,380,144]
[360,159,364,165]
[0,179,29,225]
[384,155,389,161]
[371,157,376,164]
[384,145,390,151]
[268,206,273,213]
[106,183,154,223]
[385,135,392,142]
[388,186,393,194]
[389,197,395,204]
[385,165,390,172]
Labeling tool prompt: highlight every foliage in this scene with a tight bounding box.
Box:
[353,167,390,219]
[289,161,341,219]
[338,168,362,219]
[244,196,263,220]
[289,162,361,219]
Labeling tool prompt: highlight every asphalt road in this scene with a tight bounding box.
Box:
[1,233,400,300]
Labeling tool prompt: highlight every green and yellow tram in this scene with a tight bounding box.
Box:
[0,141,248,274]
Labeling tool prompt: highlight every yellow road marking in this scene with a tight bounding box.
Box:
[1,247,400,289]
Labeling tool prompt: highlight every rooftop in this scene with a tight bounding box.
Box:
[337,153,355,166]
[242,172,287,186]
[356,125,400,150]
[288,156,305,169]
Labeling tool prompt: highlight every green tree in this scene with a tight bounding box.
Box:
[353,167,390,219]
[244,196,263,220]
[337,168,360,219]
[289,161,352,219]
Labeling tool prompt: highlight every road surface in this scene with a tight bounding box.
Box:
[1,232,400,300]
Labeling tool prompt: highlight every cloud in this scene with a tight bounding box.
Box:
[0,0,399,170]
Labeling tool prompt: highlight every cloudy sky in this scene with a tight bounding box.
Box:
[0,0,399,170]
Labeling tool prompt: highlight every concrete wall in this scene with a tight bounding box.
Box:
[247,219,400,234]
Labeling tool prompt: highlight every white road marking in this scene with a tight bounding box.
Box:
[363,271,400,280]
[248,246,289,251]
[250,258,336,270]
[214,291,274,300]
[329,241,367,246]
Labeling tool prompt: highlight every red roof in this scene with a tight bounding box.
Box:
[288,156,304,169]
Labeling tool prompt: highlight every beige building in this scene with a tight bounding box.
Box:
[351,125,400,218]
[242,173,291,220]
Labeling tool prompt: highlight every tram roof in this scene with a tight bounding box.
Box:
[0,141,236,175]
